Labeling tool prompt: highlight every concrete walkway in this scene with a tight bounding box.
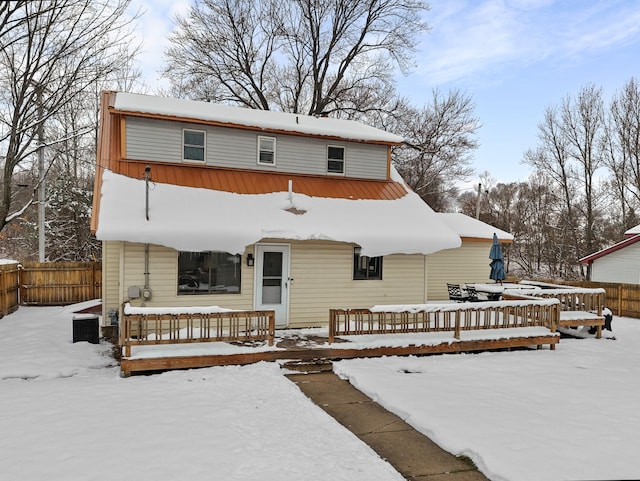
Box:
[286,370,488,481]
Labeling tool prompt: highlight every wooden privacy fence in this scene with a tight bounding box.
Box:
[0,262,102,307]
[0,263,20,317]
[121,304,276,358]
[533,279,640,318]
[329,298,560,346]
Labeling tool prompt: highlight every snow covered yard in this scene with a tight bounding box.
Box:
[2,305,639,481]
[0,305,403,481]
[335,319,640,481]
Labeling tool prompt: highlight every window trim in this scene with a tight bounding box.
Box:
[177,250,242,295]
[257,135,276,166]
[353,247,383,280]
[182,128,206,163]
[327,145,345,175]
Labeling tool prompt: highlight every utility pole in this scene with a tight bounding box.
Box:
[36,85,46,262]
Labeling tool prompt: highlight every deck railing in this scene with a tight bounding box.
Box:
[329,298,560,344]
[503,287,605,314]
[121,305,276,358]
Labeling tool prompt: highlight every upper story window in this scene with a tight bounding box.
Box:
[258,136,276,165]
[183,129,205,162]
[327,145,345,174]
[353,247,383,280]
[177,251,241,295]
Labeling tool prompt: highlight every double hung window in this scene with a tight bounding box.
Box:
[327,145,345,174]
[183,129,205,162]
[258,136,276,165]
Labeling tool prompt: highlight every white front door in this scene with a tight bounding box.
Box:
[254,244,290,328]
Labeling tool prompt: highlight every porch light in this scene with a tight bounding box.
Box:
[247,253,254,267]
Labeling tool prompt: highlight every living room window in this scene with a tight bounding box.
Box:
[258,136,276,165]
[183,129,205,162]
[327,145,345,174]
[353,247,383,280]
[177,251,241,294]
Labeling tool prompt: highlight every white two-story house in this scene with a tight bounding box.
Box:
[91,91,507,328]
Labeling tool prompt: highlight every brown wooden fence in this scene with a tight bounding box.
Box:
[528,279,640,319]
[19,262,102,305]
[0,263,20,317]
[0,262,102,309]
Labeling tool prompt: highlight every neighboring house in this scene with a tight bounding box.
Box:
[579,225,640,284]
[91,91,500,328]
[427,213,514,300]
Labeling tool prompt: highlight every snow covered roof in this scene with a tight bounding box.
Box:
[624,223,640,237]
[95,167,461,256]
[112,92,403,145]
[579,234,640,264]
[436,213,513,242]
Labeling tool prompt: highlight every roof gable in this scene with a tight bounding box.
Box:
[579,234,640,263]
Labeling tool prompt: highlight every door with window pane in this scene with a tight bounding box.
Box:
[254,244,290,327]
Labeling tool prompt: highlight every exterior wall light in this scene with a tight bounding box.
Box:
[247,253,254,267]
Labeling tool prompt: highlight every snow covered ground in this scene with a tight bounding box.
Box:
[335,321,640,481]
[1,304,639,480]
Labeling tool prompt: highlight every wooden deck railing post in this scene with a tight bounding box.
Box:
[328,310,335,344]
[454,310,461,340]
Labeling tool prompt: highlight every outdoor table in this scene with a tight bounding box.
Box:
[466,283,540,301]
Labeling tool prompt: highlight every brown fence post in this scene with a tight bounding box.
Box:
[0,267,6,316]
[617,286,622,317]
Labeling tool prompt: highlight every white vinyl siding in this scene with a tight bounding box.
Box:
[118,242,254,311]
[287,240,427,328]
[426,240,495,301]
[590,243,640,284]
[125,116,388,179]
[109,240,428,329]
[101,240,122,324]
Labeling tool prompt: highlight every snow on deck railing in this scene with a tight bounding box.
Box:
[120,303,276,357]
[328,298,560,344]
[502,288,606,315]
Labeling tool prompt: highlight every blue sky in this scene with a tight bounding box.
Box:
[129,0,640,184]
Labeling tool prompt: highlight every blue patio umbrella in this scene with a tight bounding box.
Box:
[489,233,506,282]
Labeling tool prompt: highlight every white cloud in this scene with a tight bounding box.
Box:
[416,0,640,86]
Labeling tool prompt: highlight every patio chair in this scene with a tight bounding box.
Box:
[464,285,481,302]
[447,283,468,302]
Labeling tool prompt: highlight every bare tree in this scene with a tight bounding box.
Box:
[390,90,479,211]
[607,78,640,218]
[164,0,429,115]
[0,0,139,234]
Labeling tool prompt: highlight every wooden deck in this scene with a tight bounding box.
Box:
[118,299,560,376]
[503,287,606,338]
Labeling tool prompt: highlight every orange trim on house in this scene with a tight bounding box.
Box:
[111,160,408,200]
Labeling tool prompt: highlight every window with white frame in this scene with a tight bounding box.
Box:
[258,136,276,165]
[353,247,383,280]
[183,129,205,162]
[177,251,241,294]
[327,145,345,174]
